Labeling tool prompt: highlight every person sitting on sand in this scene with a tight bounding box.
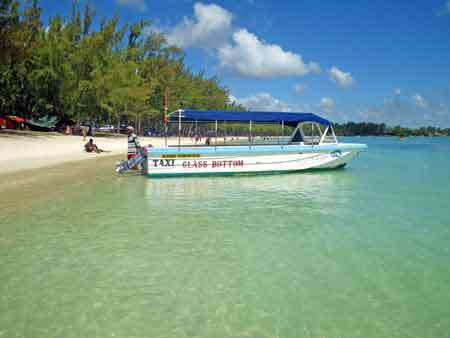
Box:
[84,138,107,153]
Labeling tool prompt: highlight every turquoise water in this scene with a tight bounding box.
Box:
[1,137,450,338]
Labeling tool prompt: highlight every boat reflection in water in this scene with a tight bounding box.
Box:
[144,166,353,214]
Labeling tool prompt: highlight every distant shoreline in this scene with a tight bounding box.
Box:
[333,122,450,137]
[337,134,450,137]
[1,129,448,176]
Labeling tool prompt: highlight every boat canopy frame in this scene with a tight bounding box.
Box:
[166,109,337,147]
[168,109,331,126]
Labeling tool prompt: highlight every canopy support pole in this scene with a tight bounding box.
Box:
[215,120,218,148]
[319,125,329,145]
[249,120,252,147]
[281,120,284,145]
[299,124,306,144]
[178,110,181,149]
[330,124,337,143]
[164,93,169,148]
[223,121,226,144]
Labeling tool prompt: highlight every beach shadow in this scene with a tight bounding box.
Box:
[0,129,58,139]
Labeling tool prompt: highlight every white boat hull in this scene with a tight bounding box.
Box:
[145,149,361,177]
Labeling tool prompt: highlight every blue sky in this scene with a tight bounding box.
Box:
[39,0,450,127]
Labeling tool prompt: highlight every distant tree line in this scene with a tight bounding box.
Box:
[333,122,450,137]
[0,0,243,134]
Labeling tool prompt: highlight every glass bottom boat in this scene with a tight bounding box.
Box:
[119,109,367,177]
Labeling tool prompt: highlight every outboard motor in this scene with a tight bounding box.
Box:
[115,146,149,174]
[140,146,149,175]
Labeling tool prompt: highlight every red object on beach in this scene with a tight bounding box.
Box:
[7,116,25,123]
[3,116,26,129]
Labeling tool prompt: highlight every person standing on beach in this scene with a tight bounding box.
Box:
[82,126,87,141]
[127,126,141,160]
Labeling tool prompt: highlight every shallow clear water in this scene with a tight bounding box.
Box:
[1,137,450,338]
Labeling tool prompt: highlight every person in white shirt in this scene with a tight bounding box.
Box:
[127,126,141,160]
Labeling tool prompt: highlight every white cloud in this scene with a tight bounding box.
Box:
[394,88,401,96]
[218,29,321,78]
[328,66,354,88]
[294,84,306,93]
[319,97,335,112]
[228,94,238,104]
[166,3,322,79]
[116,0,146,11]
[364,94,450,127]
[308,62,321,74]
[443,0,450,14]
[436,1,450,16]
[167,3,232,48]
[412,94,428,108]
[233,92,304,112]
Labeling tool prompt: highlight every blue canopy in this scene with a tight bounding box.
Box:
[168,109,331,126]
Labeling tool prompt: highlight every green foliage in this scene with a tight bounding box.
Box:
[0,0,242,133]
[334,122,450,137]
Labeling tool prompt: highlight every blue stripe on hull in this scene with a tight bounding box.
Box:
[147,143,367,157]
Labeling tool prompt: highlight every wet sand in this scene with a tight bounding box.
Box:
[0,154,124,211]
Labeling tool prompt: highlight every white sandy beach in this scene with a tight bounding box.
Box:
[0,131,192,175]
